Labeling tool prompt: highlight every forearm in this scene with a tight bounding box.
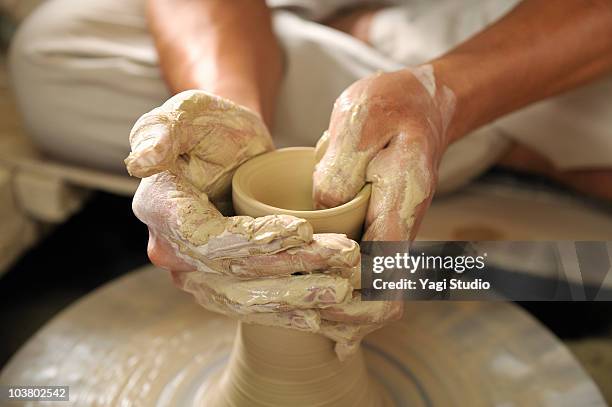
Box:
[429,0,612,144]
[147,0,283,126]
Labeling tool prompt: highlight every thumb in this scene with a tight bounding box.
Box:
[125,90,273,179]
[125,106,179,178]
[312,128,378,210]
[125,90,214,178]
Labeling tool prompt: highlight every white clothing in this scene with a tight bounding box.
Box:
[8,0,612,194]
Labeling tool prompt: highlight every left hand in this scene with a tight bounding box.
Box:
[313,66,456,240]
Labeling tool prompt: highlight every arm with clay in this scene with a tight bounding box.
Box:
[126,91,401,360]
[314,0,612,240]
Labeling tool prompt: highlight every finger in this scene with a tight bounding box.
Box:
[182,272,353,312]
[132,172,193,237]
[312,88,395,209]
[363,133,434,241]
[224,233,360,279]
[124,106,177,178]
[172,103,273,201]
[320,294,403,324]
[125,90,273,180]
[204,214,312,258]
[239,310,321,332]
[314,130,330,163]
[132,173,312,270]
[319,321,383,361]
[174,270,321,332]
[147,229,194,272]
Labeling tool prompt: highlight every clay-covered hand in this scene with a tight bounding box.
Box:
[314,66,456,240]
[126,90,400,360]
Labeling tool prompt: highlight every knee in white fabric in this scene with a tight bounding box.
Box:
[8,0,163,172]
[8,2,100,165]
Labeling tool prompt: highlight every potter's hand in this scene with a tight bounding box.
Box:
[314,66,456,240]
[125,90,274,206]
[127,90,399,360]
[170,234,402,360]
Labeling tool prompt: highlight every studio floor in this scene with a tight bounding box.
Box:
[0,192,611,403]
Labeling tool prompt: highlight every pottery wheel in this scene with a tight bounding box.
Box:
[1,266,605,406]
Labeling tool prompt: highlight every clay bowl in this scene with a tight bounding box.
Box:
[232,147,371,240]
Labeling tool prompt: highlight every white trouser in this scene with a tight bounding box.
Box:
[9,0,612,193]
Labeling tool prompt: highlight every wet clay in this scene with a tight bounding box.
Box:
[201,324,390,406]
[202,147,389,406]
[232,147,371,240]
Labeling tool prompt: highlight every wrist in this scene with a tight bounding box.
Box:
[210,81,266,120]
[207,51,282,128]
[396,64,461,152]
[180,67,273,127]
[206,29,284,128]
[177,72,264,119]
[428,57,482,145]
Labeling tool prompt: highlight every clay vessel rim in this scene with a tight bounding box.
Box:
[232,147,371,218]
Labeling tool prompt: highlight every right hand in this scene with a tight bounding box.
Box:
[126,90,401,360]
[313,67,455,241]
